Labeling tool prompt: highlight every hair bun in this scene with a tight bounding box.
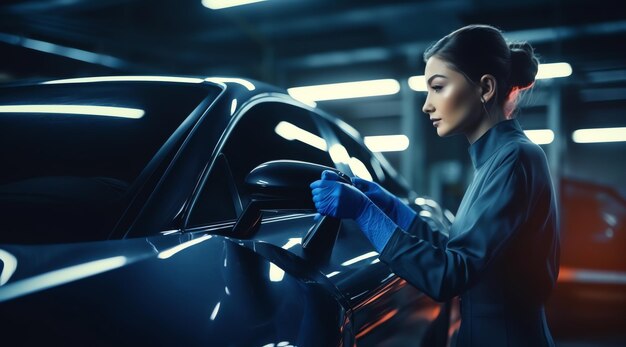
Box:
[509,42,539,89]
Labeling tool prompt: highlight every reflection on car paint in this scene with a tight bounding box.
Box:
[157,234,213,259]
[210,301,221,321]
[274,121,328,151]
[281,238,302,250]
[43,76,205,84]
[269,262,285,282]
[0,255,127,302]
[0,104,145,119]
[231,98,238,115]
[327,271,340,278]
[204,77,256,91]
[0,248,17,286]
[329,144,350,164]
[341,251,378,266]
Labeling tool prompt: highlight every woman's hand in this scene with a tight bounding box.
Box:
[310,170,369,220]
[351,177,416,231]
[310,170,398,252]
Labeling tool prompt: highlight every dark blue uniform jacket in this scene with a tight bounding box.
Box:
[379,119,560,347]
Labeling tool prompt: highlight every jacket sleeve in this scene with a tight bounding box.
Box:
[379,151,529,302]
[405,214,449,249]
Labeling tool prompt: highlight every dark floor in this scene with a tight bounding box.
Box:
[555,335,626,347]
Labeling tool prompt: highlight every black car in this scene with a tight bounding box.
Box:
[0,76,454,346]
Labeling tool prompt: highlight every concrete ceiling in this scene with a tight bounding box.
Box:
[1,0,625,87]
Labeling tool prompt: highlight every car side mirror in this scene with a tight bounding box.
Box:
[233,160,348,259]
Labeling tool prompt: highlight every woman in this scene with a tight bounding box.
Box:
[310,24,560,347]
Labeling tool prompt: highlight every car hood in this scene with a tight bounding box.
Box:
[0,233,346,346]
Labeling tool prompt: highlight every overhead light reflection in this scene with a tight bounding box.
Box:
[210,301,221,321]
[329,144,350,164]
[157,235,213,259]
[349,157,373,181]
[281,238,302,250]
[205,77,256,91]
[0,249,17,286]
[230,99,238,115]
[341,251,378,266]
[444,209,455,223]
[44,76,204,84]
[202,0,266,10]
[0,256,127,302]
[364,135,409,152]
[327,271,341,278]
[269,262,285,282]
[274,121,327,151]
[0,105,145,119]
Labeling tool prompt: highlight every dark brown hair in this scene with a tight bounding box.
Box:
[424,24,539,118]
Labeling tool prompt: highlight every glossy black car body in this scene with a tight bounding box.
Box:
[0,76,453,346]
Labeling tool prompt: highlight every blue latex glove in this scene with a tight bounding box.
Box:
[351,177,416,231]
[310,170,397,252]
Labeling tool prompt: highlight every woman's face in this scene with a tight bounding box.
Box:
[422,56,483,137]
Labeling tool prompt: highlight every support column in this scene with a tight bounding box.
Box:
[547,82,563,199]
[400,78,426,194]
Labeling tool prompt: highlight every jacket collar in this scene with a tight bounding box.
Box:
[468,119,525,169]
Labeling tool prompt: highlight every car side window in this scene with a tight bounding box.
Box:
[324,121,377,183]
[223,102,335,201]
[188,102,335,228]
[187,154,241,228]
[325,120,408,196]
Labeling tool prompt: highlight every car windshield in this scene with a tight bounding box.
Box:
[0,81,220,244]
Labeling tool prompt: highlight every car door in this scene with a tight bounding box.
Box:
[183,99,353,346]
[313,115,451,347]
[185,97,449,346]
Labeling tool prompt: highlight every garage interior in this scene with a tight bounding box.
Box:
[1,1,625,346]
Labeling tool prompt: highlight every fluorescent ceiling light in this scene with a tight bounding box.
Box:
[408,62,572,92]
[274,121,327,151]
[202,0,266,10]
[524,129,554,145]
[44,76,204,84]
[288,79,400,102]
[408,75,427,92]
[0,105,145,119]
[536,62,572,79]
[364,135,409,152]
[572,127,626,143]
